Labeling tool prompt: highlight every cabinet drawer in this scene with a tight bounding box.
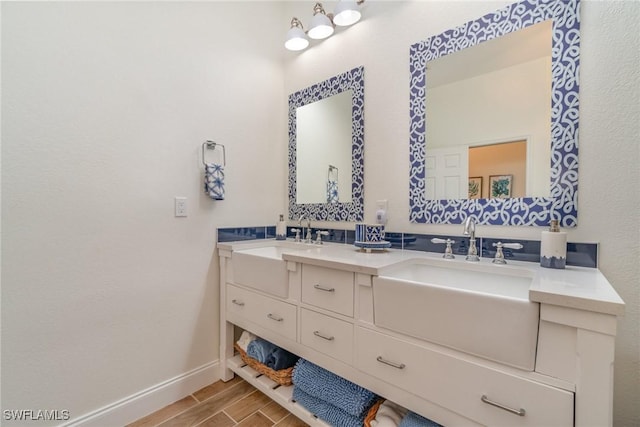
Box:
[226,284,297,341]
[301,308,353,364]
[301,265,354,317]
[356,327,573,427]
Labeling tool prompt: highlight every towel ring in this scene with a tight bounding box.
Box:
[327,164,338,181]
[202,140,226,167]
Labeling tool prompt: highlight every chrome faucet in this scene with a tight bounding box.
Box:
[298,216,306,242]
[297,216,312,244]
[463,216,480,262]
[305,218,312,243]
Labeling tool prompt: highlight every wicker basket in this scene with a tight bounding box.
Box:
[234,343,294,386]
[364,399,385,427]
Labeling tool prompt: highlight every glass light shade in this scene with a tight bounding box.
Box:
[308,13,334,40]
[285,27,309,51]
[333,0,361,26]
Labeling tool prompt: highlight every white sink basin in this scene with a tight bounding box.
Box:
[373,258,539,370]
[232,244,306,298]
[236,245,290,259]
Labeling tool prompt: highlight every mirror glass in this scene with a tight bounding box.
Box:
[425,20,552,200]
[288,66,364,222]
[296,90,353,204]
[409,0,580,226]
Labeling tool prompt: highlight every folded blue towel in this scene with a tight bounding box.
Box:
[266,347,299,371]
[204,163,224,200]
[292,358,377,417]
[246,338,278,364]
[293,387,364,427]
[399,411,442,427]
[246,338,298,370]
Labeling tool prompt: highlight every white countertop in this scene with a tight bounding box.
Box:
[218,239,625,316]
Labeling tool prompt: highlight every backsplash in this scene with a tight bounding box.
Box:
[217,226,598,268]
[218,226,277,242]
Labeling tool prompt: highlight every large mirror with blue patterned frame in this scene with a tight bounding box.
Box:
[409,0,580,226]
[288,66,364,222]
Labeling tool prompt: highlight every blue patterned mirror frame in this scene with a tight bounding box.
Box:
[409,0,580,226]
[288,66,365,222]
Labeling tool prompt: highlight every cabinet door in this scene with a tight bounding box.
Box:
[356,327,574,427]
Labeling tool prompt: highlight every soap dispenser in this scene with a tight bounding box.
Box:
[540,219,567,269]
[276,214,286,240]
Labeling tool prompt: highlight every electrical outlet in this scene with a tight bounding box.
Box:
[175,197,187,217]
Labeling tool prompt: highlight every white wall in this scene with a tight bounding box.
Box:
[1,2,286,425]
[283,1,639,425]
[2,1,638,426]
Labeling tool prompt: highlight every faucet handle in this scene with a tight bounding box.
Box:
[290,228,301,243]
[500,242,524,250]
[315,230,329,244]
[431,238,458,244]
[431,238,456,259]
[492,241,523,264]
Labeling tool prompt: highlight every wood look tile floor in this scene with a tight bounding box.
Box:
[127,377,309,427]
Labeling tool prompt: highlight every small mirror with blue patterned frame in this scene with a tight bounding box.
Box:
[288,66,365,222]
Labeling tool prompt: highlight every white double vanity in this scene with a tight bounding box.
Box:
[217,239,624,427]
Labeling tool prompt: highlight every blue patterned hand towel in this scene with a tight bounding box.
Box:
[293,387,364,427]
[204,163,224,200]
[399,411,442,427]
[327,179,338,203]
[292,358,377,417]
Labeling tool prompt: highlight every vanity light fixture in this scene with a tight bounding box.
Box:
[333,0,362,26]
[284,0,365,51]
[308,3,334,40]
[285,17,309,51]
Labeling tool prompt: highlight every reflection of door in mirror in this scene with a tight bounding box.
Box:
[425,146,468,200]
[296,90,353,204]
[425,19,552,200]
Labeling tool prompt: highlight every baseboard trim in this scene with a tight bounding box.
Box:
[63,360,220,427]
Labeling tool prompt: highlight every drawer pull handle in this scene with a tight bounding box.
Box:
[267,313,284,322]
[314,284,335,293]
[313,330,335,341]
[481,395,526,417]
[231,299,245,307]
[376,356,406,370]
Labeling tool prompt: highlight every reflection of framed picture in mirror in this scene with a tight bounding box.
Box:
[489,175,513,198]
[468,177,482,199]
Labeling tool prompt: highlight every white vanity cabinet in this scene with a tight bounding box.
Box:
[218,241,624,427]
